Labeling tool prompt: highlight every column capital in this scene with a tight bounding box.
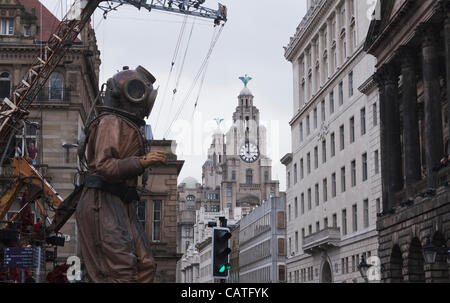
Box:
[438,0,450,20]
[396,46,419,69]
[417,23,441,48]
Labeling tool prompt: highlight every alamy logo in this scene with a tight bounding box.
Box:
[366,256,382,281]
[366,0,381,21]
[66,256,82,282]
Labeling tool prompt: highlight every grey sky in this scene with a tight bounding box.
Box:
[41,0,307,191]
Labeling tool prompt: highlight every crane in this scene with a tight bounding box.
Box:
[0,0,226,254]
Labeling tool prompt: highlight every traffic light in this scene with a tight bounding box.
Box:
[212,227,231,279]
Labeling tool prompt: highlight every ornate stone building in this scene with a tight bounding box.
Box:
[0,0,100,262]
[202,79,280,220]
[364,0,450,283]
[282,0,380,283]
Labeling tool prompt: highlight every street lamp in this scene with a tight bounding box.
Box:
[422,236,437,264]
[358,255,372,283]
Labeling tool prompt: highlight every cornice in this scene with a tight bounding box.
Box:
[285,0,336,61]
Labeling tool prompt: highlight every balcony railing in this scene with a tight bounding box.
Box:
[36,87,72,102]
[179,210,195,224]
[239,183,260,190]
[302,227,341,254]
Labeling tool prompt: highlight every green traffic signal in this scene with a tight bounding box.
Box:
[219,263,231,273]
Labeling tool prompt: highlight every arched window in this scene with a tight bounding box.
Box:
[49,72,64,100]
[186,195,195,201]
[246,169,253,185]
[0,72,11,99]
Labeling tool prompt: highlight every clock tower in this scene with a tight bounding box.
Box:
[202,75,279,220]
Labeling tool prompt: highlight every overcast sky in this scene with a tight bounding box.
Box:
[41,0,307,191]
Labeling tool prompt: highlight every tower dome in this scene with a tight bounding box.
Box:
[181,177,199,189]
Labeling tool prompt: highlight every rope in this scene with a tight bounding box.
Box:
[163,24,224,138]
[152,15,188,135]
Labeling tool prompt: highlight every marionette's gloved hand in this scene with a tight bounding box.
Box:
[140,152,167,168]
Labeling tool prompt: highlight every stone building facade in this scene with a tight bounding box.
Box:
[138,140,184,283]
[282,0,380,283]
[0,0,100,262]
[238,193,287,283]
[177,177,219,256]
[364,0,450,283]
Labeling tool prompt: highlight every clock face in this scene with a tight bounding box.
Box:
[240,143,260,163]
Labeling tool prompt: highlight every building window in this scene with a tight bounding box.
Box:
[287,172,291,188]
[227,188,232,197]
[307,153,311,174]
[49,72,64,100]
[300,158,304,179]
[300,122,304,142]
[24,26,31,37]
[340,125,345,151]
[0,71,11,99]
[342,209,347,236]
[323,178,328,202]
[349,71,354,97]
[314,146,318,169]
[331,173,336,198]
[15,122,38,160]
[306,114,310,135]
[352,204,357,232]
[264,170,269,182]
[308,224,312,235]
[294,164,298,184]
[137,200,146,231]
[324,217,328,228]
[361,107,366,135]
[314,107,318,129]
[152,200,162,241]
[331,132,336,157]
[351,160,356,187]
[322,140,327,163]
[316,221,320,232]
[295,231,299,252]
[333,213,337,228]
[294,197,298,218]
[301,193,305,214]
[0,18,14,36]
[288,204,291,221]
[374,150,379,175]
[373,102,378,126]
[186,228,191,237]
[186,195,195,201]
[339,82,344,106]
[321,100,326,122]
[362,153,368,182]
[246,169,253,184]
[308,188,312,210]
[315,183,319,206]
[329,91,335,115]
[341,166,346,193]
[232,170,236,180]
[363,199,369,228]
[349,116,355,143]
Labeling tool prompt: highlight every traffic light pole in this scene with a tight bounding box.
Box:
[219,216,227,284]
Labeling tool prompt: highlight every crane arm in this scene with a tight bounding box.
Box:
[107,0,227,23]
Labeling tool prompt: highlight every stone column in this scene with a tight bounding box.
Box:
[327,18,333,78]
[398,46,421,198]
[419,23,445,188]
[375,63,403,211]
[335,7,342,69]
[312,38,318,95]
[443,1,450,154]
[345,0,352,58]
[318,30,324,85]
